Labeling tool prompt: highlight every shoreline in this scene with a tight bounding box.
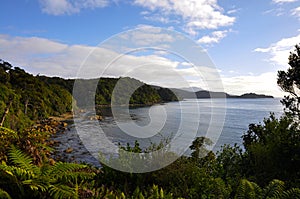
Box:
[48,112,101,167]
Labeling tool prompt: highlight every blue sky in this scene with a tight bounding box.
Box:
[1,0,300,96]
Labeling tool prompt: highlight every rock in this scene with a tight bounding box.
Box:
[64,147,73,153]
[49,158,56,165]
[89,115,103,121]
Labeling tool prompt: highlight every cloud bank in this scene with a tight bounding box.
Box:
[0,33,284,96]
[254,33,300,67]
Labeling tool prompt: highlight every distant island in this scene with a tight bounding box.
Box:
[171,88,273,99]
[237,93,274,99]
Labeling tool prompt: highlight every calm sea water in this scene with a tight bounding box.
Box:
[95,98,283,153]
[57,98,283,166]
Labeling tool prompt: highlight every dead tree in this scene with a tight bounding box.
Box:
[0,100,13,127]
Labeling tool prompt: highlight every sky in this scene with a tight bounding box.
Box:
[1,0,300,97]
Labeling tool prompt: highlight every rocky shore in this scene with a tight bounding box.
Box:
[47,112,101,167]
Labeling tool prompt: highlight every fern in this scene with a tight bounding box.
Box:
[8,145,36,172]
[235,179,262,199]
[0,188,11,199]
[262,179,285,198]
[0,164,34,181]
[0,127,18,138]
[49,184,75,199]
[281,188,300,199]
[48,162,87,176]
[0,145,95,199]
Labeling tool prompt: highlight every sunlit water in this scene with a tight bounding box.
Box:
[55,98,283,165]
[97,98,283,152]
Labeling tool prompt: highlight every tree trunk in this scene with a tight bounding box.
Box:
[0,100,12,127]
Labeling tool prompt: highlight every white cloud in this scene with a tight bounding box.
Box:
[1,34,284,97]
[197,30,230,44]
[0,31,280,98]
[221,72,284,97]
[292,6,300,19]
[272,0,298,4]
[0,34,206,89]
[133,0,235,35]
[254,33,300,66]
[39,0,109,15]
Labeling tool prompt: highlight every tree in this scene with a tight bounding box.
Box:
[242,114,300,187]
[189,136,213,161]
[277,44,300,120]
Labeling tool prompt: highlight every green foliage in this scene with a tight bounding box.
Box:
[235,179,300,199]
[74,77,177,108]
[0,125,55,165]
[189,136,213,161]
[242,114,300,186]
[0,61,73,130]
[216,144,244,182]
[0,189,11,199]
[1,45,300,198]
[0,145,95,199]
[235,179,262,199]
[277,43,300,120]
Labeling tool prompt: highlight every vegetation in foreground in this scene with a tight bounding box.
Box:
[0,44,299,198]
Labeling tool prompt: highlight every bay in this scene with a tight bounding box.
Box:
[54,98,283,166]
[98,98,283,152]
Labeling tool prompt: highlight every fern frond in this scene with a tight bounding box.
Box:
[0,127,18,138]
[22,179,48,192]
[58,170,96,182]
[49,184,75,199]
[263,179,285,198]
[0,164,34,180]
[8,146,36,172]
[282,188,300,199]
[0,188,12,199]
[235,179,262,199]
[48,162,87,177]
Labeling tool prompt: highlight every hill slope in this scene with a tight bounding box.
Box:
[0,60,178,129]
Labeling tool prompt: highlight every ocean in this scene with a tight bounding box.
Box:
[54,98,283,166]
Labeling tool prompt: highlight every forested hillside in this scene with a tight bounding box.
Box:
[0,60,178,130]
[0,60,73,130]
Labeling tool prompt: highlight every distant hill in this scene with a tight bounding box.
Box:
[238,93,273,99]
[172,88,273,99]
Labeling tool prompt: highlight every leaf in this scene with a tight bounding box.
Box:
[263,179,285,198]
[8,146,36,172]
[0,188,12,199]
[49,184,75,199]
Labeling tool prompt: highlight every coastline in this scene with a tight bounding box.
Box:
[48,112,101,167]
